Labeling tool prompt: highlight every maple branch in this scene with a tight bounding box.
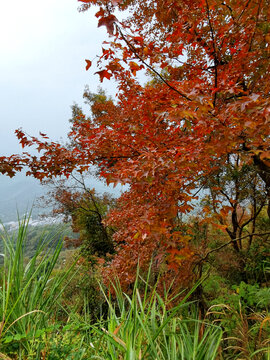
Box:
[237,0,252,22]
[205,0,218,107]
[199,231,270,262]
[224,93,248,101]
[116,25,192,102]
[178,180,207,209]
[95,154,139,162]
[248,0,263,51]
[173,58,214,74]
[221,2,235,20]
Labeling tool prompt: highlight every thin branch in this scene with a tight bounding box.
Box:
[221,2,235,20]
[70,173,104,223]
[219,188,235,207]
[248,0,263,51]
[116,25,192,102]
[240,200,265,230]
[199,231,270,262]
[236,0,252,23]
[70,172,112,244]
[205,0,218,107]
[173,58,214,74]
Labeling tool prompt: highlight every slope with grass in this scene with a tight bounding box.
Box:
[0,221,269,359]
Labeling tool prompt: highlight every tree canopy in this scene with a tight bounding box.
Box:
[0,0,269,287]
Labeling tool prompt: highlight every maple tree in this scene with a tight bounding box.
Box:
[1,0,270,288]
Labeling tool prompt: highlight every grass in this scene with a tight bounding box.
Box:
[0,217,74,358]
[87,268,223,359]
[1,220,268,359]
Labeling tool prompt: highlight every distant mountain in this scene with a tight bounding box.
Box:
[0,173,46,223]
[0,172,124,223]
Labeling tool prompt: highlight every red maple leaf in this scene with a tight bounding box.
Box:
[98,15,117,35]
[94,69,112,82]
[85,59,92,71]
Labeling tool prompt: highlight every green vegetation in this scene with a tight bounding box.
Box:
[0,221,269,359]
[88,271,222,360]
[0,219,74,358]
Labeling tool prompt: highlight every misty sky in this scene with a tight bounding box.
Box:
[0,0,117,156]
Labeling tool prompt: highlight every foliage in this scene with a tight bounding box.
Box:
[0,5,270,348]
[0,222,269,359]
[87,268,223,360]
[201,157,267,252]
[208,304,270,359]
[38,324,89,360]
[58,259,107,323]
[0,219,74,358]
[1,0,270,289]
[0,223,75,265]
[231,282,270,309]
[42,172,116,262]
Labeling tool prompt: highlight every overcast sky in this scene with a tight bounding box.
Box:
[0,0,117,156]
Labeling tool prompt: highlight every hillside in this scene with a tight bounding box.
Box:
[0,173,46,223]
[0,172,122,223]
